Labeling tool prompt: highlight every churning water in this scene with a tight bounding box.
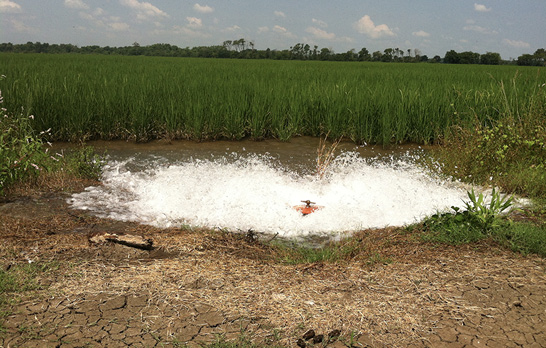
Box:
[68,139,473,238]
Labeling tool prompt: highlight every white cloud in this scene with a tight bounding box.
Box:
[186,16,202,28]
[64,0,89,10]
[412,30,430,38]
[193,3,213,13]
[354,15,395,39]
[503,39,530,49]
[305,27,335,40]
[0,0,22,13]
[273,25,295,38]
[463,25,498,34]
[78,7,133,33]
[223,25,241,32]
[257,26,269,33]
[474,3,491,12]
[10,18,36,33]
[119,0,168,20]
[274,11,286,18]
[109,22,130,31]
[312,18,327,28]
[79,11,104,26]
[169,25,211,38]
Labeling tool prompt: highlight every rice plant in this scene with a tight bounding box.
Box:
[0,53,542,144]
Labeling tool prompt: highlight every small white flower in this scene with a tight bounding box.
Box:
[29,115,34,120]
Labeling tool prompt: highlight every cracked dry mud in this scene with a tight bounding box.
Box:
[3,294,253,348]
[1,193,545,348]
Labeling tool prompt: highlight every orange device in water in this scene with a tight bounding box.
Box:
[293,200,323,216]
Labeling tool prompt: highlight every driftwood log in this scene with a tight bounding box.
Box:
[88,232,154,250]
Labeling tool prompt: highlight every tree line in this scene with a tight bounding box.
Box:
[0,40,544,66]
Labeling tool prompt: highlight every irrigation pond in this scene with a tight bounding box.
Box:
[66,138,477,240]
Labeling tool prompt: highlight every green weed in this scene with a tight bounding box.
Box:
[0,85,103,195]
[0,88,52,194]
[418,189,514,244]
[416,188,546,257]
[494,222,546,257]
[0,262,57,304]
[273,239,359,265]
[462,188,514,231]
[0,261,58,334]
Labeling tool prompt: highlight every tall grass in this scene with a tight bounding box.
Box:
[0,53,543,144]
[428,73,546,200]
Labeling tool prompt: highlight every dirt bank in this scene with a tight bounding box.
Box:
[1,192,545,347]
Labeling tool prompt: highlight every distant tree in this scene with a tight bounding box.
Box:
[480,52,501,65]
[222,40,233,51]
[320,47,332,60]
[458,51,480,64]
[60,43,79,53]
[431,55,442,63]
[393,47,403,60]
[358,47,371,61]
[414,49,422,62]
[233,38,246,52]
[344,49,357,61]
[517,54,539,66]
[0,42,14,52]
[382,48,394,62]
[372,51,383,61]
[444,50,460,64]
[534,48,546,66]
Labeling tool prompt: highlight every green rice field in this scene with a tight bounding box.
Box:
[0,53,544,144]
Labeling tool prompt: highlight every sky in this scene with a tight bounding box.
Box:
[1,0,545,60]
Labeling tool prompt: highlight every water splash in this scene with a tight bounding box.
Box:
[69,151,473,238]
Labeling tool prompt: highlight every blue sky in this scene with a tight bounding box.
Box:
[1,0,544,59]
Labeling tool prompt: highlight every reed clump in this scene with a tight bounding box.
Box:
[316,134,342,179]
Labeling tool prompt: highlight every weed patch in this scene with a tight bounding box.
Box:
[0,85,103,196]
[494,222,546,257]
[429,73,546,201]
[0,262,57,334]
[272,239,360,265]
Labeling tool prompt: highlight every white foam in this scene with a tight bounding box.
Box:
[69,152,471,237]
